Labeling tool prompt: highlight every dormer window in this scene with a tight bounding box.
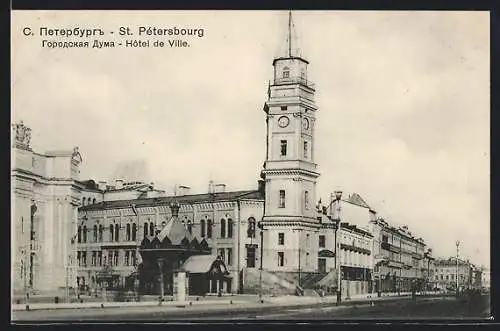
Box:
[282,67,290,79]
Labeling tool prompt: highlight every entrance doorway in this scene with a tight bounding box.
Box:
[246,247,256,268]
[318,258,326,273]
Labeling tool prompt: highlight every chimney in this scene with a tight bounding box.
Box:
[214,184,226,193]
[178,185,191,196]
[208,180,215,194]
[98,180,107,191]
[258,180,265,196]
[115,178,124,190]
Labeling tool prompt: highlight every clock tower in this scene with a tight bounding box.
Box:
[260,12,320,276]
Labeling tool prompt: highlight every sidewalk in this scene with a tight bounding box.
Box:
[12,292,444,312]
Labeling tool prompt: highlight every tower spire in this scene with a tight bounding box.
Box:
[288,10,292,57]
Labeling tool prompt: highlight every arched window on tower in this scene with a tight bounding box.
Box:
[207,219,213,239]
[149,222,154,237]
[99,225,103,242]
[82,197,86,206]
[110,224,114,242]
[132,223,137,241]
[114,224,119,242]
[227,219,234,238]
[247,217,256,238]
[77,226,82,243]
[93,198,96,204]
[93,225,98,242]
[126,223,131,241]
[282,67,290,79]
[220,219,226,238]
[200,219,206,237]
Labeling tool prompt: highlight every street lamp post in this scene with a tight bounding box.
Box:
[455,241,460,297]
[258,222,264,303]
[158,257,165,305]
[334,191,342,305]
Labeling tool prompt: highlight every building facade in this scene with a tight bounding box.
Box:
[369,218,428,294]
[433,257,474,291]
[11,121,83,294]
[76,181,265,294]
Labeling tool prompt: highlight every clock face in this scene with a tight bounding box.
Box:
[278,116,290,128]
[302,117,310,130]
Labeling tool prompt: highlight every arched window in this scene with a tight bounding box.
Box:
[282,67,290,78]
[247,217,256,238]
[200,219,206,237]
[227,219,233,238]
[187,220,193,234]
[126,223,131,241]
[82,197,86,206]
[77,226,82,243]
[82,226,87,243]
[143,222,148,237]
[132,223,137,241]
[98,225,103,242]
[93,225,98,242]
[115,224,119,242]
[220,219,226,238]
[110,224,114,241]
[149,222,154,236]
[93,198,96,204]
[207,219,212,239]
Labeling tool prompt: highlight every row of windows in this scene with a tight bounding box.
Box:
[77,250,136,267]
[279,140,309,159]
[435,274,467,281]
[78,217,260,243]
[82,197,98,206]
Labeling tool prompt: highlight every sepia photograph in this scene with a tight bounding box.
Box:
[11,10,490,322]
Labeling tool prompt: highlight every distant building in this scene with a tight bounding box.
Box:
[369,218,428,294]
[481,268,490,289]
[433,257,474,291]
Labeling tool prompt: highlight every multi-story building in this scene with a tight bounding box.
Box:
[316,191,374,298]
[76,180,265,294]
[369,218,428,294]
[11,121,83,294]
[481,268,490,290]
[434,257,474,291]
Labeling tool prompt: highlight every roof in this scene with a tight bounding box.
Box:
[344,193,370,209]
[157,215,196,245]
[80,189,263,211]
[181,255,229,274]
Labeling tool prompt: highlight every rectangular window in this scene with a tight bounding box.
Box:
[113,251,119,266]
[319,235,325,248]
[227,248,233,266]
[382,235,389,243]
[279,190,286,208]
[97,251,102,266]
[278,252,284,267]
[303,141,308,158]
[218,248,225,262]
[280,140,287,156]
[304,191,310,210]
[278,233,285,245]
[91,251,96,266]
[281,106,288,111]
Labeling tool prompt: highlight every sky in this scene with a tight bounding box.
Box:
[11,11,490,267]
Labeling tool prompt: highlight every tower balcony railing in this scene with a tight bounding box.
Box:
[273,76,315,90]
